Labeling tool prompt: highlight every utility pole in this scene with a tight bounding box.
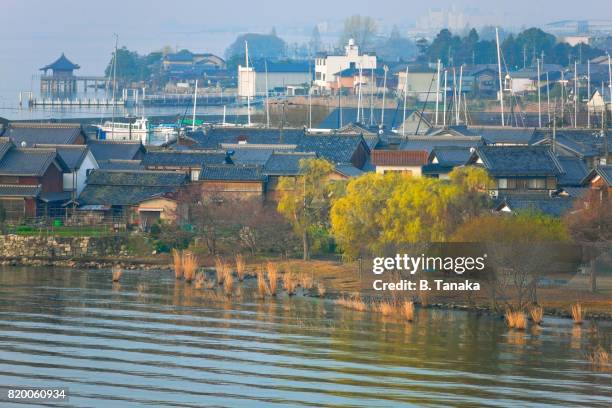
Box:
[537,58,541,128]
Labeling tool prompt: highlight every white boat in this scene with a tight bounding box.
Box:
[96,117,177,145]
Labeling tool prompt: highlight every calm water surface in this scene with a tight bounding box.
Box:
[0,267,610,407]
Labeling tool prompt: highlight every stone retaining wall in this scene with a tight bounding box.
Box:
[0,235,124,260]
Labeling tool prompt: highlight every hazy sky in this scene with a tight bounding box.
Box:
[1,0,611,102]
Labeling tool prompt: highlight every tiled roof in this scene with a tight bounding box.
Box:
[88,140,144,161]
[0,184,41,197]
[334,164,364,177]
[263,152,317,176]
[142,150,231,168]
[0,148,68,176]
[430,146,472,166]
[200,164,266,182]
[296,134,366,164]
[472,126,538,145]
[97,160,143,170]
[228,148,275,166]
[399,137,481,153]
[35,144,90,169]
[0,137,12,162]
[583,165,612,186]
[556,156,589,187]
[79,170,187,206]
[6,123,84,146]
[473,145,563,177]
[86,170,187,187]
[371,150,428,166]
[497,196,575,217]
[40,53,80,71]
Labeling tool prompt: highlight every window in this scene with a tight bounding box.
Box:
[498,178,508,189]
[528,178,546,189]
[191,169,200,181]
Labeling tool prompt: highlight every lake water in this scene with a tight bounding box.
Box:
[0,266,611,407]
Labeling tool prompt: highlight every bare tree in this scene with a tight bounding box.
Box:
[339,15,377,51]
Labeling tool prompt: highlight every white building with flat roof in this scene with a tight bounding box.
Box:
[314,39,376,91]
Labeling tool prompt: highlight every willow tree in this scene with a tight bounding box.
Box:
[277,158,334,260]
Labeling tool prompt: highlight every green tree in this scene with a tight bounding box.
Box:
[104,47,151,84]
[277,158,335,260]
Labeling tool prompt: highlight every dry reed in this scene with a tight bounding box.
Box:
[182,252,199,282]
[299,273,314,290]
[223,272,234,294]
[571,303,584,325]
[401,301,415,322]
[283,272,298,295]
[266,262,278,295]
[316,282,326,297]
[376,300,396,316]
[257,271,269,298]
[505,310,527,330]
[194,272,206,289]
[337,295,367,312]
[172,249,183,279]
[587,346,610,369]
[111,265,122,282]
[529,306,544,325]
[235,254,246,281]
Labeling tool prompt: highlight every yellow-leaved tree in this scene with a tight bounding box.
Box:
[277,158,335,260]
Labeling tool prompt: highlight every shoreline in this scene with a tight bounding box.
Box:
[2,255,610,322]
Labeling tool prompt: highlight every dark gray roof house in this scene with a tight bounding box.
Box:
[199,164,267,182]
[97,160,143,170]
[556,156,589,187]
[0,148,69,176]
[468,145,563,177]
[582,165,612,187]
[317,108,405,130]
[2,123,86,146]
[399,136,481,154]
[34,144,92,170]
[142,150,232,168]
[263,152,317,176]
[495,196,576,217]
[78,170,187,207]
[191,127,305,149]
[296,134,369,168]
[422,146,472,177]
[88,140,145,162]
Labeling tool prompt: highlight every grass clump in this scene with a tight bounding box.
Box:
[235,254,246,281]
[283,271,298,295]
[529,305,544,325]
[505,310,527,330]
[257,271,269,298]
[376,300,396,316]
[182,252,199,283]
[337,295,367,312]
[111,265,122,282]
[587,346,610,370]
[172,249,183,279]
[266,262,278,295]
[571,303,584,325]
[401,301,415,322]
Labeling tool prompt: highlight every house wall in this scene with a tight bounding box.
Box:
[375,165,422,176]
[40,163,63,193]
[200,181,265,199]
[254,72,311,93]
[350,143,368,169]
[137,197,178,222]
[63,152,98,195]
[314,41,376,89]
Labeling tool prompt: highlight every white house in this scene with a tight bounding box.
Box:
[587,88,612,112]
[51,145,99,196]
[238,61,311,98]
[314,39,376,91]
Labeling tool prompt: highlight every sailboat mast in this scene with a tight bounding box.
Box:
[245,41,251,126]
[574,60,578,128]
[402,65,408,136]
[192,79,198,129]
[308,57,312,129]
[443,70,447,127]
[381,65,388,127]
[369,68,374,127]
[435,59,441,126]
[357,64,363,123]
[495,27,505,127]
[546,72,551,125]
[265,60,270,128]
[458,65,463,124]
[587,59,591,128]
[112,33,118,137]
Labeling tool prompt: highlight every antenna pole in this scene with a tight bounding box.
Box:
[495,27,505,127]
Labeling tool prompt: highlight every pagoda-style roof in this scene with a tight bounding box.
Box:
[40,53,80,72]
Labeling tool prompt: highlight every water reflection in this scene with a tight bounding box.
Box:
[0,266,610,407]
